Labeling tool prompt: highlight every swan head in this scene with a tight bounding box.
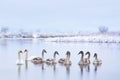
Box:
[94,53,97,58]
[85,51,90,56]
[78,51,84,55]
[42,49,47,53]
[24,49,28,53]
[54,51,59,55]
[66,51,71,56]
[94,53,98,60]
[66,51,70,57]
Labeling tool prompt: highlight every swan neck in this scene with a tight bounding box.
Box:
[54,53,56,60]
[25,52,28,60]
[81,53,84,60]
[88,53,90,59]
[42,52,44,60]
[67,54,70,61]
[18,53,21,60]
[95,55,98,60]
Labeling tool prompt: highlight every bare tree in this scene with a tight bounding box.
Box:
[98,26,108,33]
[0,27,9,33]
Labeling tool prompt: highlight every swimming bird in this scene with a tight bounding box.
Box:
[46,51,59,64]
[84,51,90,64]
[24,49,36,61]
[16,50,24,65]
[24,49,47,63]
[32,49,47,63]
[78,51,85,65]
[64,51,72,65]
[93,53,102,65]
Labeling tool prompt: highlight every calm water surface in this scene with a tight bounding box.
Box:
[0,39,120,80]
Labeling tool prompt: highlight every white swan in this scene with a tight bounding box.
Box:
[24,49,47,64]
[24,49,37,61]
[46,51,59,64]
[16,50,24,65]
[93,53,102,65]
[64,51,72,65]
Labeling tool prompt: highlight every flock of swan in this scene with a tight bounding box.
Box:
[16,49,102,67]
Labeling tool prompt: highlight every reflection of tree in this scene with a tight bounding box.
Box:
[0,39,7,46]
[0,27,9,33]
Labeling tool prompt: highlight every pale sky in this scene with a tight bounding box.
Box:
[0,0,120,32]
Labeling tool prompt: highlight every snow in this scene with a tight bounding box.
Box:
[0,32,120,43]
[44,33,120,43]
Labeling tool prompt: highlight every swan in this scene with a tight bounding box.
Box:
[78,51,84,65]
[93,53,102,65]
[84,51,90,64]
[64,51,72,65]
[24,49,47,63]
[24,49,37,61]
[46,51,59,64]
[16,50,24,65]
[32,49,47,63]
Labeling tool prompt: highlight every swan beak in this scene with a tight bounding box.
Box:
[42,49,47,53]
[44,50,47,53]
[78,52,81,55]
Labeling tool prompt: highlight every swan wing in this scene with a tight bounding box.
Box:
[16,59,24,65]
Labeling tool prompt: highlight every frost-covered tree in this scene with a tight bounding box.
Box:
[98,26,108,33]
[0,27,9,33]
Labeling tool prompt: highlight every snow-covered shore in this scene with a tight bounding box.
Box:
[44,33,120,43]
[0,32,120,43]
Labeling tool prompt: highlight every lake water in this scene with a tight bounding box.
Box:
[0,39,120,80]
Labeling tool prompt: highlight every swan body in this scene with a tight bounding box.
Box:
[64,51,71,65]
[93,53,102,65]
[46,51,59,64]
[16,50,24,65]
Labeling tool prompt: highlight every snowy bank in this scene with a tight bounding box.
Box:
[44,33,120,43]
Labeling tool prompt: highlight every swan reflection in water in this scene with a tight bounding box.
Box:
[65,64,71,80]
[79,64,90,74]
[17,65,22,78]
[93,63,102,72]
[25,60,29,70]
[33,62,45,70]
